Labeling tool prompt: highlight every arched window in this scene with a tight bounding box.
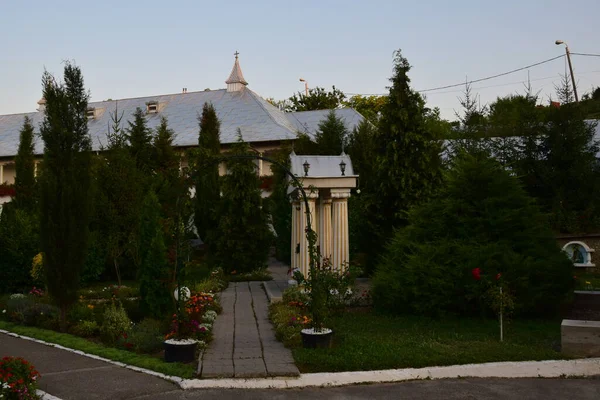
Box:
[562,241,595,267]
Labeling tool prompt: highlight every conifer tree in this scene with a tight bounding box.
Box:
[153,116,182,220]
[194,103,221,243]
[313,110,348,155]
[364,49,443,271]
[95,106,144,284]
[214,132,271,273]
[14,116,37,211]
[39,63,92,330]
[138,192,172,318]
[127,107,154,173]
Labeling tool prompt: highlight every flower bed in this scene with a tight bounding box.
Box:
[0,357,40,400]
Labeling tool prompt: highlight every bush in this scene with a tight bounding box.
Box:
[0,205,39,294]
[128,318,164,354]
[81,231,107,284]
[67,302,96,323]
[70,320,100,338]
[269,302,310,348]
[0,356,40,400]
[100,302,132,344]
[5,295,34,323]
[372,153,574,317]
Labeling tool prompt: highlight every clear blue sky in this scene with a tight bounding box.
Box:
[1,0,599,120]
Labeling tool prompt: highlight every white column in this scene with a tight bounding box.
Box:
[319,198,333,262]
[331,189,351,272]
[299,191,318,279]
[0,164,3,184]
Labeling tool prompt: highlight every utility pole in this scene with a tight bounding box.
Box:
[299,78,308,96]
[556,40,579,102]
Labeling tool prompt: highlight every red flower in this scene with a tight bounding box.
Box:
[471,268,481,281]
[496,273,502,280]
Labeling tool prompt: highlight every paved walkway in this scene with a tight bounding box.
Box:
[198,280,299,378]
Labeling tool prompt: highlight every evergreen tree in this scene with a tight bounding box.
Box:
[153,116,182,220]
[39,63,92,330]
[138,192,172,319]
[364,49,443,272]
[214,132,271,273]
[14,116,37,211]
[95,106,145,284]
[266,146,293,264]
[372,152,573,317]
[194,103,221,243]
[313,110,348,155]
[540,103,600,232]
[127,107,154,172]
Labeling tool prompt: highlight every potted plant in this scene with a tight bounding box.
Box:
[299,228,334,348]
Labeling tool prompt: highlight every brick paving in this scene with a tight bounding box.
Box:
[198,280,299,378]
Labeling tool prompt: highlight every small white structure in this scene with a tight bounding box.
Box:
[288,152,358,278]
[563,241,595,267]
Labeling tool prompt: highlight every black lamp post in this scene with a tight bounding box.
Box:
[303,160,310,176]
[339,160,346,176]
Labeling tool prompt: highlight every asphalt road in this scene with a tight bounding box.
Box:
[131,377,600,400]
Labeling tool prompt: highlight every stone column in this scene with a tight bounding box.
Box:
[319,198,333,262]
[298,191,318,279]
[331,189,351,272]
[0,164,3,184]
[290,200,301,272]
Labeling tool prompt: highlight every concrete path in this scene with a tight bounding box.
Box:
[198,281,299,378]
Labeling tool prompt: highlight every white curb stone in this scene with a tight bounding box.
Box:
[36,390,62,400]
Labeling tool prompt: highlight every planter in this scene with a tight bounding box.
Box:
[164,339,197,363]
[301,328,333,349]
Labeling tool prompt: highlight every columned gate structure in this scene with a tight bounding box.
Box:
[288,152,358,278]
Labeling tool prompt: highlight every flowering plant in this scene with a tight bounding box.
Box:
[165,291,217,341]
[0,357,40,400]
[471,268,514,341]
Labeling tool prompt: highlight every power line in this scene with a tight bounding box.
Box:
[418,54,565,93]
[572,52,600,58]
[346,54,567,96]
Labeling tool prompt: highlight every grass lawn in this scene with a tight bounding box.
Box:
[292,311,567,373]
[0,321,196,379]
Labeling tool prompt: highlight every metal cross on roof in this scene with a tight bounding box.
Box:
[234,51,240,59]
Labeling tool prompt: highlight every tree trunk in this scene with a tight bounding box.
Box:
[113,258,122,286]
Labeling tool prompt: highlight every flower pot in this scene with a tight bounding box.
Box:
[301,328,333,349]
[164,339,197,363]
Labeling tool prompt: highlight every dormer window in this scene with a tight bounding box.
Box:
[86,108,95,119]
[146,101,158,114]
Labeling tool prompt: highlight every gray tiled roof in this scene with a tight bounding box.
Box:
[287,108,364,138]
[0,88,364,158]
[290,153,355,177]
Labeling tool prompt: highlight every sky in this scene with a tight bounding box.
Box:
[1,0,599,120]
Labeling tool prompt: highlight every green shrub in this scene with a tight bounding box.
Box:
[372,153,573,317]
[5,295,34,323]
[100,302,132,344]
[282,286,309,305]
[122,298,144,323]
[228,267,273,282]
[68,302,96,323]
[268,302,308,348]
[22,303,59,328]
[70,320,99,337]
[81,231,107,284]
[129,318,164,354]
[0,204,39,294]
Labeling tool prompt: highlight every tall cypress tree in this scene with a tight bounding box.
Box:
[194,103,221,243]
[153,116,182,221]
[214,132,271,273]
[14,116,37,211]
[127,107,154,173]
[138,191,172,319]
[39,63,92,330]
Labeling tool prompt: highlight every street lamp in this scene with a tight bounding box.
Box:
[299,78,308,96]
[339,160,346,176]
[555,40,579,102]
[303,160,310,176]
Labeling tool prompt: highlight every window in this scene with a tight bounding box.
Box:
[86,108,95,119]
[146,102,158,114]
[563,241,595,267]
